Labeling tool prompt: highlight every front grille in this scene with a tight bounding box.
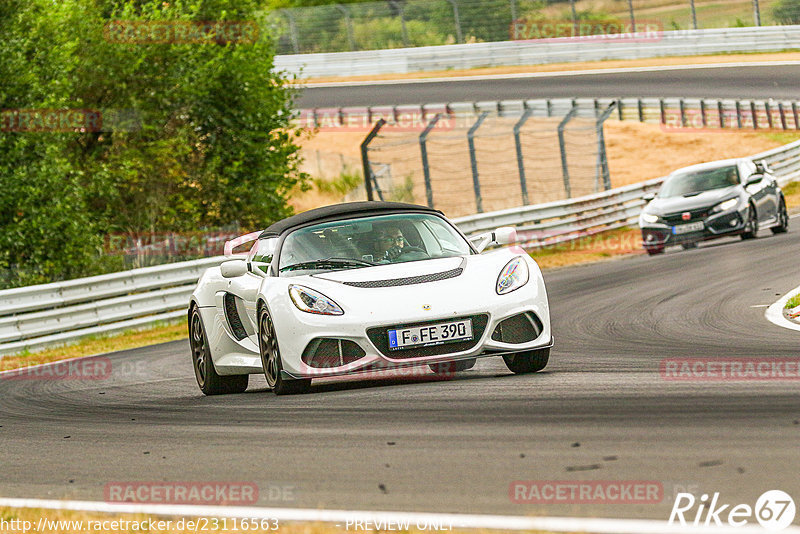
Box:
[491,312,543,344]
[367,314,489,360]
[302,338,366,368]
[661,208,710,224]
[343,268,463,288]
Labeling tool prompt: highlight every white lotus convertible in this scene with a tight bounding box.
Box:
[188,202,553,395]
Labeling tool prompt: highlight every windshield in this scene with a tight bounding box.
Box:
[279,213,471,276]
[658,165,740,198]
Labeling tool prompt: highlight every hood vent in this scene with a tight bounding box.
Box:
[342,267,463,288]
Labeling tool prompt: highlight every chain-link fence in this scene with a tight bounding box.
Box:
[267,0,777,55]
[360,104,615,218]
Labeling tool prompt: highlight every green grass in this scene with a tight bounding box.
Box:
[786,294,800,310]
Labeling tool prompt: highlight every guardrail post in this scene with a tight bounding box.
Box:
[468,111,490,213]
[419,114,442,208]
[679,99,687,128]
[735,101,743,128]
[596,102,617,191]
[778,102,788,130]
[793,102,799,130]
[361,119,387,202]
[637,99,644,122]
[751,101,758,130]
[659,99,666,124]
[617,99,624,121]
[718,101,725,128]
[765,101,774,130]
[700,99,707,128]
[558,104,579,198]
[513,108,533,205]
[546,99,553,118]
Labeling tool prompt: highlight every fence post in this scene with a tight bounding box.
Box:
[778,102,787,130]
[513,108,533,206]
[335,4,356,51]
[660,99,666,124]
[467,112,490,213]
[596,102,617,191]
[765,101,774,130]
[285,10,300,54]
[718,101,725,128]
[558,104,579,198]
[753,0,761,26]
[637,99,644,122]
[679,99,686,128]
[735,101,743,128]
[617,98,624,120]
[793,102,799,130]
[447,0,464,44]
[361,119,386,202]
[627,0,635,28]
[751,101,758,130]
[419,114,442,208]
[689,0,698,29]
[395,1,409,47]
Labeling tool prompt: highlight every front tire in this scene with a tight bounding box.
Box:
[741,204,758,240]
[772,198,789,234]
[190,307,248,395]
[503,348,550,374]
[681,242,698,250]
[258,307,311,396]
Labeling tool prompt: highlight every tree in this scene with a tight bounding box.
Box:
[773,0,800,24]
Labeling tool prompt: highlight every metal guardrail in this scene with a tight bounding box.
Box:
[453,140,800,241]
[300,97,800,132]
[277,26,800,78]
[1,140,798,358]
[0,258,226,357]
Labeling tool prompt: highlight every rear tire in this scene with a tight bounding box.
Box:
[258,306,311,396]
[681,242,698,250]
[646,247,664,256]
[772,199,789,234]
[190,307,249,395]
[741,204,758,240]
[429,358,476,376]
[503,348,550,374]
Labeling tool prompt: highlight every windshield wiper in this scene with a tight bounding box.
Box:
[279,257,376,272]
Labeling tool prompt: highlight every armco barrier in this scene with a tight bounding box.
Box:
[276,26,800,78]
[1,140,798,357]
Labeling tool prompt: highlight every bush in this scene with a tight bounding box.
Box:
[773,0,800,24]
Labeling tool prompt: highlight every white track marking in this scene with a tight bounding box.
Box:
[765,283,800,332]
[1,498,799,534]
[300,60,800,88]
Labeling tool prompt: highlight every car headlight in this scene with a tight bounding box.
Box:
[712,197,739,213]
[496,257,529,295]
[640,212,659,224]
[289,285,343,315]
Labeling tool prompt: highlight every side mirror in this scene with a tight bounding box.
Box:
[493,226,517,245]
[643,192,656,202]
[471,226,517,253]
[746,174,763,186]
[220,259,248,278]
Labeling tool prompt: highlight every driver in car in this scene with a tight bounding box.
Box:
[376,227,407,261]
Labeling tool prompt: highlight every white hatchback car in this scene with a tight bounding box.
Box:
[188,202,552,395]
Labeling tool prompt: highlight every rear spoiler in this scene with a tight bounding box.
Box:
[223,231,262,257]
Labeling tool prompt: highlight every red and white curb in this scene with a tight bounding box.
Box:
[0,498,798,534]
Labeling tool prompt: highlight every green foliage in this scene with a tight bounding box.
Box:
[773,0,800,24]
[786,293,800,310]
[313,171,363,197]
[387,176,415,203]
[0,0,305,288]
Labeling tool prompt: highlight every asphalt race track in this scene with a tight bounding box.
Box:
[2,228,799,521]
[297,63,800,108]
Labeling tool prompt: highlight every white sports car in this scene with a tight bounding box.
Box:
[188,202,552,395]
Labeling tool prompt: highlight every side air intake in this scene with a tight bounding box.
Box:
[491,312,543,344]
[302,338,366,368]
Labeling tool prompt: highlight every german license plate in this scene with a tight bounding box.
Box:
[388,319,473,350]
[672,221,704,234]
